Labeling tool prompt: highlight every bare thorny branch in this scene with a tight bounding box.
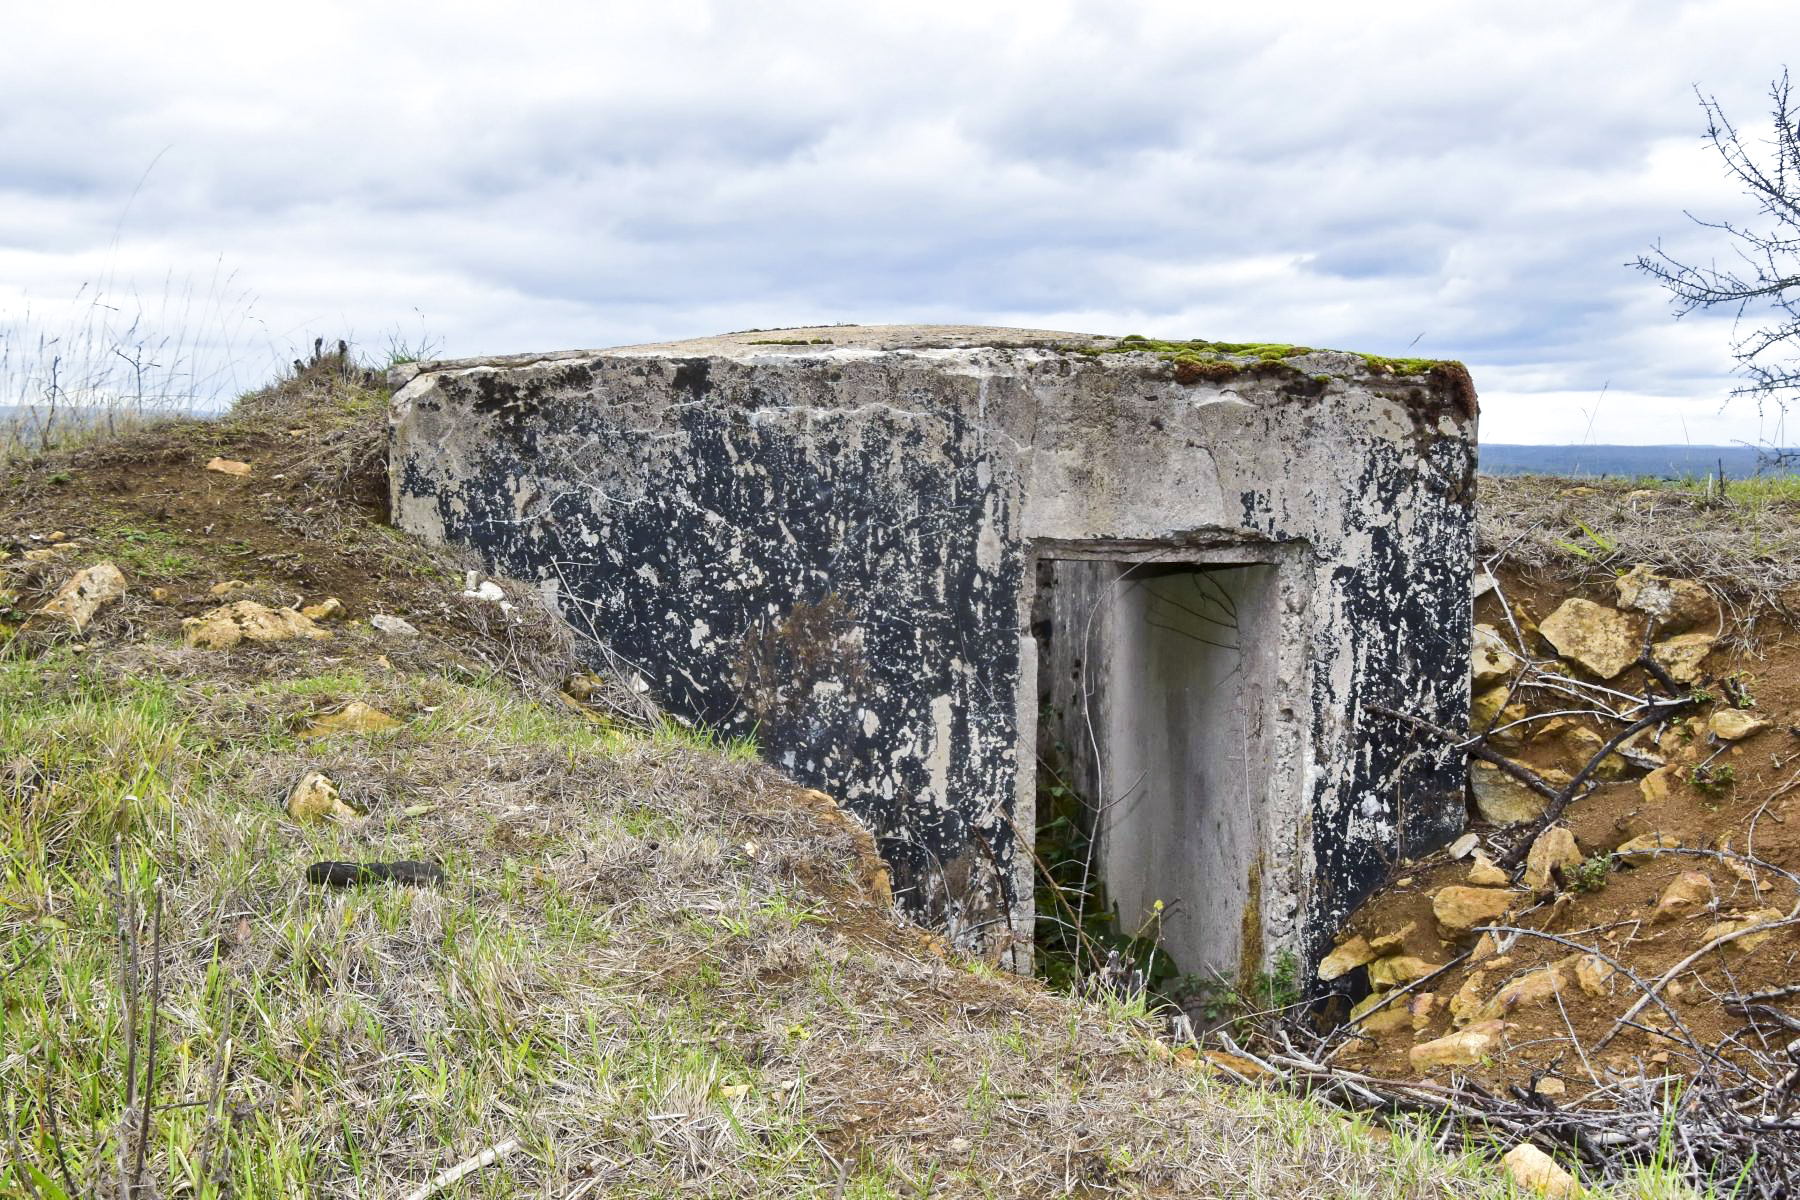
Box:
[1635,70,1800,413]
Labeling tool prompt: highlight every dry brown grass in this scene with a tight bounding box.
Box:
[1478,473,1800,646]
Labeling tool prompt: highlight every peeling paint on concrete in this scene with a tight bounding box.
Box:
[389,325,1475,979]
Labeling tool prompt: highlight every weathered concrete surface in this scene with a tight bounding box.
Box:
[389,325,1477,980]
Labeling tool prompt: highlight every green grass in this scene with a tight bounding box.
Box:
[4,637,1621,1198]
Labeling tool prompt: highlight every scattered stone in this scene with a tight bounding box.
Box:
[1616,564,1716,634]
[1410,992,1438,1029]
[1638,764,1680,807]
[462,578,506,603]
[1539,598,1642,679]
[1652,871,1715,922]
[1651,632,1716,684]
[1367,955,1440,991]
[286,772,359,823]
[1476,965,1570,1022]
[1449,970,1489,1025]
[1349,992,1413,1035]
[1615,832,1680,865]
[303,702,403,738]
[1410,1019,1505,1072]
[1570,952,1616,998]
[1367,922,1414,954]
[150,586,172,602]
[205,456,253,477]
[34,561,125,632]
[1471,761,1567,825]
[1700,907,1788,953]
[1470,684,1511,732]
[370,614,420,638]
[183,601,331,649]
[1523,826,1583,893]
[1469,852,1509,886]
[1448,832,1480,860]
[1433,886,1515,933]
[1472,624,1521,686]
[1502,1143,1578,1197]
[1535,1077,1567,1098]
[1318,935,1377,982]
[209,579,250,596]
[23,544,78,562]
[1560,726,1629,780]
[1710,709,1771,741]
[301,597,347,622]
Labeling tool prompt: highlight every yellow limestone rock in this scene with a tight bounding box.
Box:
[301,597,347,622]
[1469,852,1510,886]
[1449,970,1489,1025]
[183,601,331,649]
[1502,1143,1578,1197]
[1349,992,1413,1035]
[1652,632,1716,684]
[1616,564,1716,634]
[1368,922,1415,954]
[1432,886,1516,933]
[1560,726,1629,780]
[1477,965,1568,1022]
[303,702,403,738]
[1317,935,1378,982]
[1710,709,1771,741]
[209,579,251,596]
[1470,762,1567,825]
[22,544,79,562]
[205,456,253,477]
[1652,871,1715,922]
[1472,623,1522,687]
[1410,1019,1505,1072]
[34,561,125,632]
[1573,954,1616,997]
[1523,826,1584,893]
[1367,955,1440,991]
[1638,764,1681,807]
[1615,832,1679,865]
[1539,598,1641,679]
[1410,992,1438,1030]
[286,772,359,823]
[1700,907,1788,953]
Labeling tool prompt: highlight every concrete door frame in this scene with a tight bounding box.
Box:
[1019,537,1316,983]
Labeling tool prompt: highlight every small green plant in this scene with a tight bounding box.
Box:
[1568,854,1613,893]
[1722,670,1757,709]
[1689,762,1738,796]
[1191,954,1303,1030]
[1555,520,1621,570]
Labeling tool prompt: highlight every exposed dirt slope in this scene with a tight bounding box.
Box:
[1331,476,1800,1114]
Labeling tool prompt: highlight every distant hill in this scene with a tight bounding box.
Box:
[1480,444,1796,479]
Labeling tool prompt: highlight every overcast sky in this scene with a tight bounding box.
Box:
[3,0,1798,444]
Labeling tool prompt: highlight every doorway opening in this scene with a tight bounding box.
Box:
[1030,554,1279,1002]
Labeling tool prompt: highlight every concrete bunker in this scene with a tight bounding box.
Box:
[388,325,1478,983]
